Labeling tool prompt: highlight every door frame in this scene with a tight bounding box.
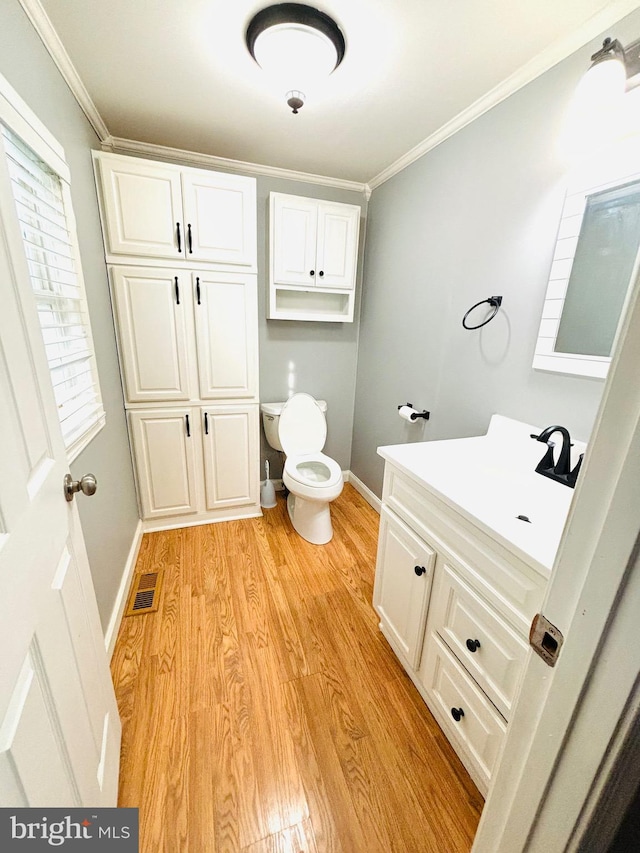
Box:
[473,251,640,850]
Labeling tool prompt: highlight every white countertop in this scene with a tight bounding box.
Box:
[378,415,583,576]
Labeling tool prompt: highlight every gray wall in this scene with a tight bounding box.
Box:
[256,177,367,479]
[351,10,640,497]
[0,0,139,631]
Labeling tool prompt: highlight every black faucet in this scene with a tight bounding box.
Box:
[531,425,583,489]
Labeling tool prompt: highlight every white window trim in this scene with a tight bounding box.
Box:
[0,71,105,462]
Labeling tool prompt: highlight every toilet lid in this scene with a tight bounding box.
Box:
[279,393,327,456]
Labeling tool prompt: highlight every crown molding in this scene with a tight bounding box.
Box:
[18,0,110,142]
[367,0,640,190]
[104,136,369,195]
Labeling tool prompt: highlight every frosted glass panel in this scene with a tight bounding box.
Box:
[555,180,640,357]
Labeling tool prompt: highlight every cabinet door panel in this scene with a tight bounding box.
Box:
[202,405,259,510]
[373,508,435,669]
[129,410,198,519]
[111,267,191,402]
[271,194,318,285]
[182,170,256,267]
[316,203,360,289]
[194,273,258,399]
[96,155,182,258]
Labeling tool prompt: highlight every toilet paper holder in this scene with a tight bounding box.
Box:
[398,403,430,421]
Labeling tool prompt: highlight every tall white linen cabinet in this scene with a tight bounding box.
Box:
[93,151,261,530]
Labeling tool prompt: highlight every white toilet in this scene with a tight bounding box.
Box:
[261,393,343,545]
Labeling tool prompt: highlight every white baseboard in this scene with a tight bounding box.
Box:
[104,519,143,660]
[345,471,382,513]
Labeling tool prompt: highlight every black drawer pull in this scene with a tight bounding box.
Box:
[185,414,190,437]
[204,412,208,435]
[176,222,182,253]
[414,565,426,577]
[196,276,201,305]
[319,270,324,277]
[451,707,465,722]
[309,270,315,276]
[174,276,180,305]
[466,638,481,653]
[187,223,193,253]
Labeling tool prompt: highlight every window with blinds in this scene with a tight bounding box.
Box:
[1,124,104,458]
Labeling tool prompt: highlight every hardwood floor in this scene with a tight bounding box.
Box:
[110,484,484,852]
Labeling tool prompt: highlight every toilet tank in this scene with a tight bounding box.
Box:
[261,399,327,452]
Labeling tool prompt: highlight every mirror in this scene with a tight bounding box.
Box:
[533,138,640,379]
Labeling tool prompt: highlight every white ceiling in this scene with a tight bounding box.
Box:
[33,0,638,185]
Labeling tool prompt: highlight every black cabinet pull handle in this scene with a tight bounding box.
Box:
[451,707,465,722]
[414,565,426,577]
[174,277,180,305]
[466,638,481,653]
[310,270,315,276]
[185,414,190,437]
[187,223,193,254]
[319,270,324,277]
[176,222,182,253]
[196,276,201,305]
[204,412,208,435]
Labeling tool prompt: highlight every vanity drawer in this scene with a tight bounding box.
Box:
[429,560,529,719]
[421,634,507,793]
[383,465,546,634]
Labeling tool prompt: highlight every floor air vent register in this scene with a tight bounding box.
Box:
[124,570,164,616]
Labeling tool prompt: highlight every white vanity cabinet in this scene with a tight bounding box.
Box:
[269,192,360,322]
[95,152,261,529]
[94,152,257,269]
[374,458,548,795]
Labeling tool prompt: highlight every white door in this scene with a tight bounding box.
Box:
[201,404,259,510]
[95,152,184,259]
[129,409,199,519]
[110,267,192,403]
[193,272,258,400]
[373,508,435,669]
[181,168,256,267]
[316,202,360,289]
[271,193,318,286]
[0,198,120,806]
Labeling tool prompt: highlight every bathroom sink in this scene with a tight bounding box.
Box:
[378,415,584,575]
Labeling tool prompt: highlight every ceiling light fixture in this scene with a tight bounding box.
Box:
[246,3,345,114]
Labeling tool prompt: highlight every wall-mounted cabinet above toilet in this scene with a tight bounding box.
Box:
[268,192,361,322]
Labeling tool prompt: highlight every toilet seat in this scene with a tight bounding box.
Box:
[284,452,342,488]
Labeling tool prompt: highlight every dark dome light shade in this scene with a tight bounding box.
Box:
[246,4,345,68]
[246,3,346,113]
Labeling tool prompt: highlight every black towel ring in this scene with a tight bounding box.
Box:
[462,295,503,330]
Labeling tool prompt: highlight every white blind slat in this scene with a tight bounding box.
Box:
[2,123,104,455]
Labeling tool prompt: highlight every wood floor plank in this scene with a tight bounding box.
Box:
[291,673,372,853]
[111,485,483,852]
